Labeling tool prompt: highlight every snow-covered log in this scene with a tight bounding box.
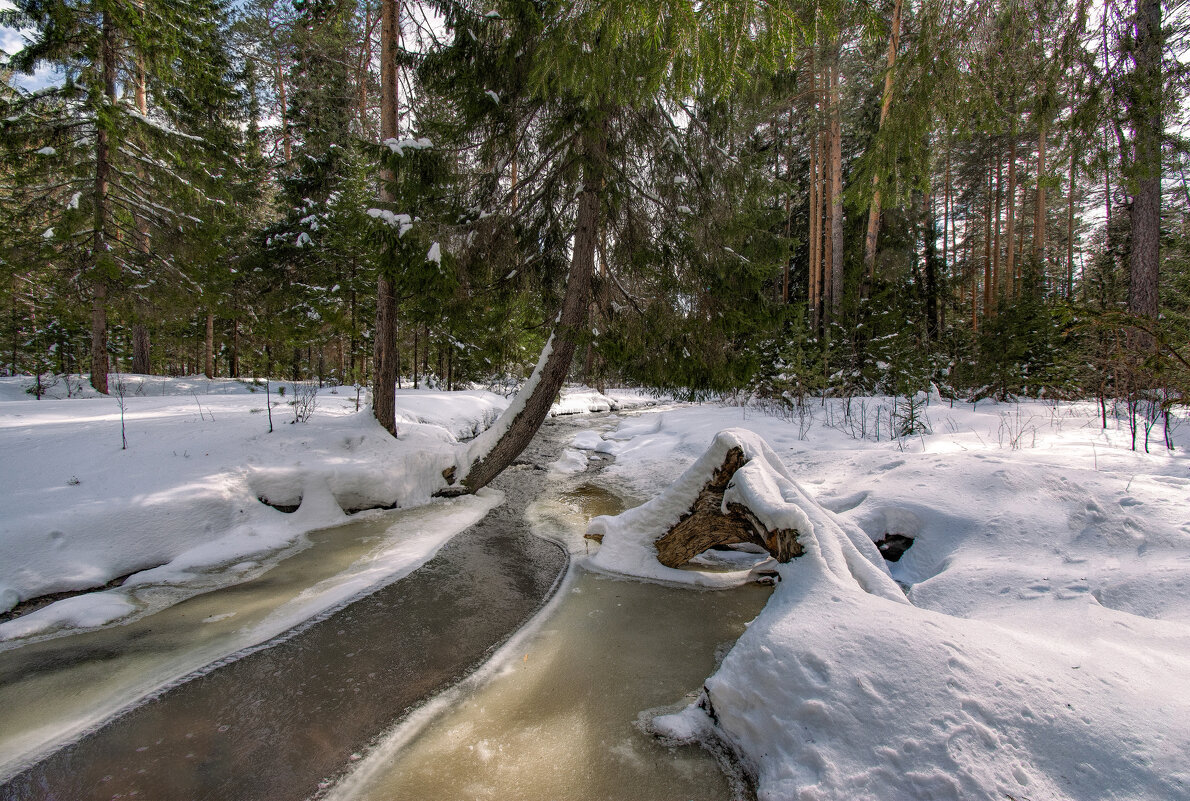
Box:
[587,428,903,595]
[652,445,803,567]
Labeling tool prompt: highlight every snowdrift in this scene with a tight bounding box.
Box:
[590,427,1190,801]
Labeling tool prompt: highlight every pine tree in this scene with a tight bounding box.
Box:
[1,0,235,392]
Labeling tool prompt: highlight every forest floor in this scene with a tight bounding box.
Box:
[1,377,1189,800]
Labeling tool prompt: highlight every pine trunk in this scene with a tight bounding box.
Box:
[1005,118,1018,297]
[132,325,151,374]
[1128,0,1161,320]
[862,0,903,279]
[984,161,993,318]
[992,151,1003,308]
[89,11,118,395]
[204,312,214,379]
[231,321,239,378]
[1034,119,1046,264]
[1067,142,1077,299]
[923,181,938,340]
[275,57,291,163]
[372,0,401,437]
[808,62,821,326]
[829,53,844,317]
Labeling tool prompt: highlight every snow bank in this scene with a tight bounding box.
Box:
[0,380,633,645]
[589,402,1190,801]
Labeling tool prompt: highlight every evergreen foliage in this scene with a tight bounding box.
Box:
[0,0,1186,436]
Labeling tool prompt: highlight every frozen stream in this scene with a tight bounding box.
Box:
[1,416,771,800]
[330,480,773,801]
[0,494,500,781]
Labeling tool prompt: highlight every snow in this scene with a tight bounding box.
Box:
[426,241,441,264]
[7,376,1188,800]
[0,377,654,646]
[586,398,1190,801]
[550,448,588,474]
[366,208,414,236]
[570,430,602,450]
[381,137,432,156]
[34,146,54,155]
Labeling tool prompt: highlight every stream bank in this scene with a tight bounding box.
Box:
[0,421,579,800]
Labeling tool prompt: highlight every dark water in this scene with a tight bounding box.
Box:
[0,497,496,777]
[332,569,771,801]
[1,456,568,801]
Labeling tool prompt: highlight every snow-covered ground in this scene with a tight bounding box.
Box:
[0,375,655,644]
[582,397,1190,800]
[4,375,1188,800]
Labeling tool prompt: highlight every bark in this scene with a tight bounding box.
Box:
[984,161,993,318]
[1005,117,1018,297]
[943,147,951,273]
[1034,119,1046,264]
[1128,0,1161,320]
[89,12,118,395]
[970,222,979,330]
[204,312,215,378]
[457,124,607,494]
[132,325,151,374]
[1067,139,1077,300]
[828,53,844,317]
[808,64,821,326]
[923,182,938,340]
[274,56,291,163]
[231,321,239,378]
[992,151,1003,308]
[862,0,903,279]
[652,447,803,568]
[372,0,401,437]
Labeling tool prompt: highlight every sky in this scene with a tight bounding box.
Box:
[1,0,61,92]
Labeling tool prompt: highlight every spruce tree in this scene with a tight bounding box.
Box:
[1,0,235,391]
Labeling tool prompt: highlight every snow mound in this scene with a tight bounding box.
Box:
[588,428,901,595]
[605,428,1190,801]
[571,430,603,450]
[550,448,588,474]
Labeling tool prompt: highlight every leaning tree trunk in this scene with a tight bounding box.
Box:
[453,125,606,494]
[372,0,401,437]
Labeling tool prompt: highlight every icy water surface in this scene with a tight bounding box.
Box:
[0,495,496,781]
[331,484,772,801]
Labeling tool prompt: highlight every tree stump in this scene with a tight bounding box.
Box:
[653,446,803,568]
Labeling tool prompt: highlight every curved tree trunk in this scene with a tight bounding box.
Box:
[452,125,606,494]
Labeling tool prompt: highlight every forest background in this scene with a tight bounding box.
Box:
[1,0,1188,445]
